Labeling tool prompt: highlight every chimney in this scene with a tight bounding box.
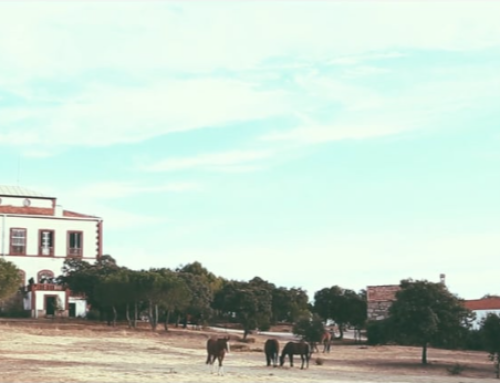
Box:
[55,204,63,217]
[439,273,446,285]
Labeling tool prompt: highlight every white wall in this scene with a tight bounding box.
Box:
[471,309,500,329]
[0,196,54,209]
[1,215,99,258]
[34,290,66,311]
[69,298,87,317]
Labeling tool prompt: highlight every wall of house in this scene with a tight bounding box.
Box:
[69,297,87,317]
[366,285,400,321]
[471,309,500,329]
[0,196,54,209]
[1,215,99,258]
[1,214,99,284]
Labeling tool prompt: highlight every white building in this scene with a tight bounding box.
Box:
[463,297,500,329]
[0,185,103,318]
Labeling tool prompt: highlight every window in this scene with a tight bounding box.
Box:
[39,230,55,256]
[67,231,83,256]
[10,228,27,255]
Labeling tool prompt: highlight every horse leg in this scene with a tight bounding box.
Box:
[289,354,293,368]
[218,355,224,376]
[266,353,271,366]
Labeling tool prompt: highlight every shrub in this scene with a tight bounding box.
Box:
[447,363,466,375]
[366,319,392,345]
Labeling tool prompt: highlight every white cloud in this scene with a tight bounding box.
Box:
[141,149,274,173]
[0,79,290,150]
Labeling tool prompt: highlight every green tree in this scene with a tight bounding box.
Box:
[213,279,272,338]
[480,313,500,378]
[389,279,473,364]
[293,313,325,346]
[272,287,310,323]
[313,286,366,339]
[60,255,122,321]
[0,258,21,301]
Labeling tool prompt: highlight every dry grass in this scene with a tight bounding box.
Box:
[0,319,497,382]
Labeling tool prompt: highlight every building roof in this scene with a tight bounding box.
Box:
[367,285,400,302]
[0,206,55,216]
[63,210,99,219]
[463,297,500,311]
[0,185,53,198]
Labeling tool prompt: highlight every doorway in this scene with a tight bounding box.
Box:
[45,296,56,316]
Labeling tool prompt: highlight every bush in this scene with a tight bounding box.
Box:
[85,308,100,321]
[447,362,466,375]
[315,357,324,365]
[366,319,392,345]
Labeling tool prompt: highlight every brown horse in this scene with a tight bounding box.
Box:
[206,337,230,375]
[264,339,280,367]
[279,341,311,369]
[321,331,332,353]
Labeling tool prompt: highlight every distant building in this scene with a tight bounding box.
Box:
[366,274,447,321]
[0,185,103,318]
[366,284,400,321]
[463,297,500,329]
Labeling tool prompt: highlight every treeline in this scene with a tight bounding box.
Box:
[57,255,367,338]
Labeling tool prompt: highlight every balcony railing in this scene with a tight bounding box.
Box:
[28,283,65,291]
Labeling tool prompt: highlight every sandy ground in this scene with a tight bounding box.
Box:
[0,319,498,383]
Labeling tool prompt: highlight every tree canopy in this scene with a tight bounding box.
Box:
[389,279,473,364]
[481,313,500,378]
[0,258,21,301]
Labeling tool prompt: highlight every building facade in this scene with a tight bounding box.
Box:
[0,185,103,318]
[463,297,500,329]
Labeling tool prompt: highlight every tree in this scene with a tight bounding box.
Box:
[313,286,366,339]
[0,258,21,301]
[213,279,272,339]
[59,255,122,321]
[389,279,473,364]
[293,313,325,346]
[481,313,500,378]
[272,287,310,323]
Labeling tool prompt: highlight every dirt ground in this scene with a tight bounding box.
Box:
[0,319,498,383]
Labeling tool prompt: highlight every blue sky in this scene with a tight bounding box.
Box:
[1,2,500,300]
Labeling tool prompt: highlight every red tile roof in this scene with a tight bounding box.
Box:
[463,297,500,311]
[63,210,98,219]
[0,206,55,216]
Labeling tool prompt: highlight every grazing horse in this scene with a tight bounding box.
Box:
[206,337,230,375]
[279,341,311,370]
[264,339,280,367]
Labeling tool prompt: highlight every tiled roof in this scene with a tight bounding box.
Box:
[0,185,53,198]
[63,210,99,219]
[463,297,500,311]
[0,206,55,216]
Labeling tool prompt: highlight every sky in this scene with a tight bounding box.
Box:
[1,1,500,301]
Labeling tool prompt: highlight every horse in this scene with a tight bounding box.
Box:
[206,337,230,375]
[321,331,332,353]
[279,341,311,369]
[311,331,332,353]
[264,339,280,367]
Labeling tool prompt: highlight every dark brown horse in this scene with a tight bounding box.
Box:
[206,337,230,375]
[279,341,311,369]
[264,339,280,367]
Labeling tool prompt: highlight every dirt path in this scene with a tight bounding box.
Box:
[0,320,497,382]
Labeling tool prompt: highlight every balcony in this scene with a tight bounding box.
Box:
[28,283,65,292]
